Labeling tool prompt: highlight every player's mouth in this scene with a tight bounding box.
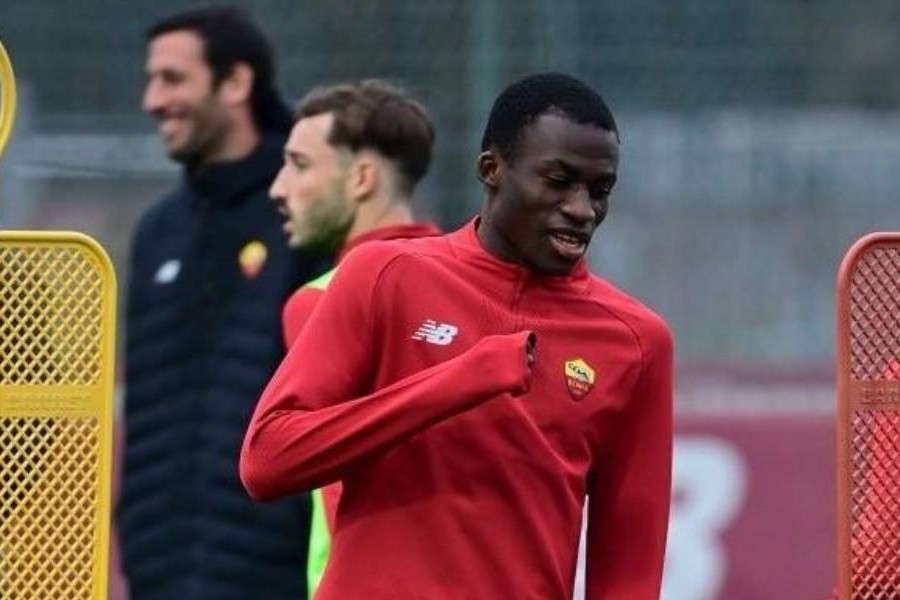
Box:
[278,210,293,234]
[159,117,186,142]
[548,229,589,261]
[268,199,292,234]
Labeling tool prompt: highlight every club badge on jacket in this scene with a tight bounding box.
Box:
[239,241,267,279]
[564,358,595,400]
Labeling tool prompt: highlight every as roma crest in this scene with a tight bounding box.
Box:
[564,358,595,400]
[238,240,268,279]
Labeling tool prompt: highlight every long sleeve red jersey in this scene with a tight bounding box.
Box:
[241,220,674,599]
[282,223,442,349]
[281,222,442,595]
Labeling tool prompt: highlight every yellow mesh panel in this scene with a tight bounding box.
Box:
[840,238,900,599]
[0,233,115,600]
[1,244,104,385]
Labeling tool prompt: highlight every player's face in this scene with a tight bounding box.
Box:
[269,113,356,250]
[142,30,230,166]
[479,113,619,275]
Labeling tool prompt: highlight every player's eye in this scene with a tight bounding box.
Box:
[544,175,571,189]
[588,178,616,199]
[159,70,183,85]
[588,184,612,199]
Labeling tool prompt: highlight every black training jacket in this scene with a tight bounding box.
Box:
[118,134,330,600]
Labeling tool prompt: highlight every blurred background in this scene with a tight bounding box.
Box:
[2,1,899,598]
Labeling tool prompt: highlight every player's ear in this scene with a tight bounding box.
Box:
[348,153,378,203]
[477,151,501,189]
[220,62,254,106]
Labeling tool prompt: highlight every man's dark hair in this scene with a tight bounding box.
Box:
[146,4,292,133]
[480,72,618,162]
[297,79,435,196]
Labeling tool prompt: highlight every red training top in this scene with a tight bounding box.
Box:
[241,220,674,599]
[283,222,441,535]
[282,223,442,349]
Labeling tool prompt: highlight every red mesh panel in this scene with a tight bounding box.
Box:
[838,235,900,600]
[850,410,900,596]
[849,249,900,380]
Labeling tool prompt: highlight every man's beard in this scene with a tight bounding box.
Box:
[170,110,229,169]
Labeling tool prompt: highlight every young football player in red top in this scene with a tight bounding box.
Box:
[268,79,440,595]
[242,72,674,599]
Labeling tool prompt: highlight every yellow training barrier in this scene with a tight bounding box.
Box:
[0,232,116,599]
[0,38,16,159]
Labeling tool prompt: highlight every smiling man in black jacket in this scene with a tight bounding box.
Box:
[118,6,330,599]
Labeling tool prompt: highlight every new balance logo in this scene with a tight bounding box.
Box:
[411,319,459,346]
[154,259,181,285]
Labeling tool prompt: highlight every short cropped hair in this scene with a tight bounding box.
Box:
[481,72,618,162]
[296,80,435,195]
[146,4,292,133]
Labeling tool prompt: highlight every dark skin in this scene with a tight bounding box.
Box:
[477,111,620,277]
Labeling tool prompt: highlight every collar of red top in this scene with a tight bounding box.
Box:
[448,218,591,289]
[338,222,443,261]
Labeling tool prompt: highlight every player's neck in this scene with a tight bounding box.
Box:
[347,200,414,242]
